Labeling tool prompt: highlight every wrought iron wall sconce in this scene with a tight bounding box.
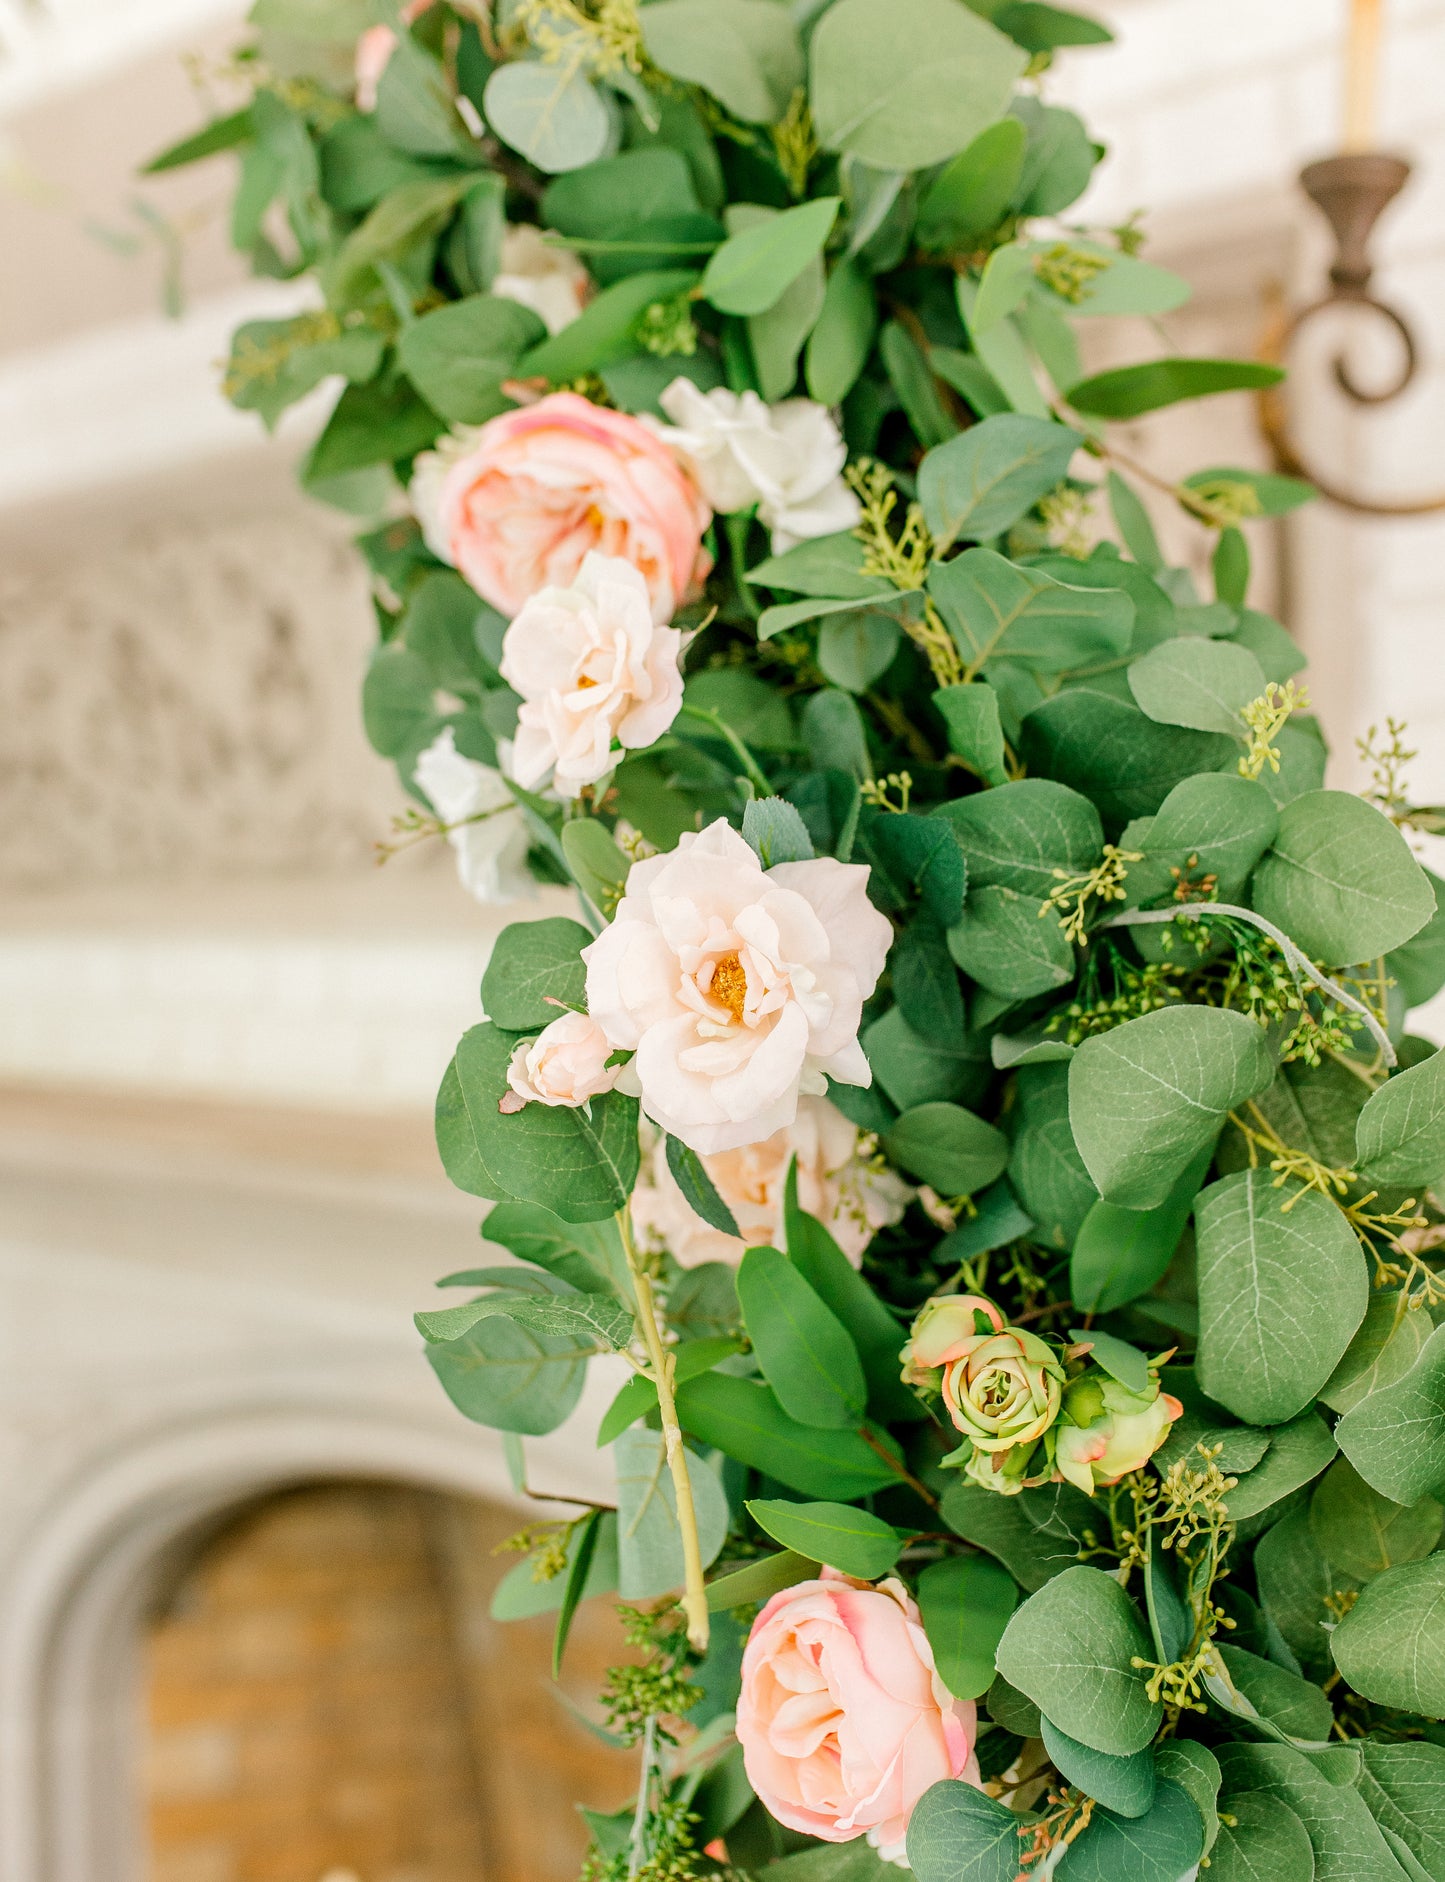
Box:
[1258,151,1445,515]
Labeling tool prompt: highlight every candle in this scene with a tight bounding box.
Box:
[1344,0,1383,152]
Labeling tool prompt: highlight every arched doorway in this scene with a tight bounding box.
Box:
[142,1482,631,1882]
[0,1404,629,1882]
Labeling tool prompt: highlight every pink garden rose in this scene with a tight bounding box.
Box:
[500,552,685,794]
[409,392,711,623]
[583,820,892,1156]
[737,1571,980,1862]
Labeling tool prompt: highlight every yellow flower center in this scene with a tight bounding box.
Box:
[710,953,748,1023]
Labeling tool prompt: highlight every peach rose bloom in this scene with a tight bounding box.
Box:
[629,1097,911,1268]
[738,1571,980,1863]
[409,392,712,623]
[500,1012,619,1112]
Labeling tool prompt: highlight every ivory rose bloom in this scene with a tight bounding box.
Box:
[629,1096,911,1267]
[413,727,532,906]
[738,1571,980,1862]
[409,392,711,623]
[500,553,685,794]
[502,1011,619,1111]
[1054,1380,1184,1496]
[648,379,861,553]
[583,820,893,1156]
[491,224,588,335]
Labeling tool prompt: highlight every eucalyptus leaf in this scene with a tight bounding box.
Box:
[1309,1456,1442,1583]
[1195,1169,1368,1425]
[1355,1047,1445,1186]
[1336,1322,1445,1506]
[885,1103,1010,1197]
[1356,1742,1445,1882]
[1054,1784,1203,1882]
[482,58,611,174]
[1068,1005,1275,1210]
[1216,1741,1406,1882]
[918,416,1082,551]
[1066,356,1284,420]
[1331,1554,1445,1718]
[948,886,1074,999]
[701,197,839,316]
[906,1778,1029,1882]
[480,917,590,1030]
[934,779,1102,898]
[917,1554,1018,1702]
[1207,1792,1315,1882]
[1041,1716,1156,1818]
[994,1565,1161,1755]
[615,1427,729,1598]
[927,547,1132,675]
[640,0,804,124]
[1251,789,1435,967]
[935,685,1010,788]
[1127,636,1266,736]
[437,1023,640,1223]
[809,0,1026,173]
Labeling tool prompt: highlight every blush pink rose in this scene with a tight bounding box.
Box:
[409,392,712,623]
[500,1011,620,1112]
[738,1571,980,1863]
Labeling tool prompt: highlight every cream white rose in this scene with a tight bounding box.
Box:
[491,224,589,336]
[413,727,533,906]
[499,552,685,795]
[630,1097,911,1267]
[583,820,892,1156]
[501,1011,620,1111]
[648,379,861,553]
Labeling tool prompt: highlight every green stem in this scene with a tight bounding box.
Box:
[618,1209,710,1652]
[1101,900,1397,1067]
[677,702,771,800]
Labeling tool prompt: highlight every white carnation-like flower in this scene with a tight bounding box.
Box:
[491,224,589,335]
[630,1097,912,1267]
[413,727,533,906]
[647,379,861,553]
[583,820,892,1155]
[502,1011,620,1111]
[499,552,685,795]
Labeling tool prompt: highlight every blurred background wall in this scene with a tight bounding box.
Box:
[0,2,1443,1880]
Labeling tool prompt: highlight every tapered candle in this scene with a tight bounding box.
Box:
[1344,0,1383,152]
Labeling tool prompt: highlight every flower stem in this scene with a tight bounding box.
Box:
[627,1711,658,1879]
[618,1208,711,1652]
[677,702,771,800]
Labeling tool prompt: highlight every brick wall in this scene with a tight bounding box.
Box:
[143,1485,633,1882]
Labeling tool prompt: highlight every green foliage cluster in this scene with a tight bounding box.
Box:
[167,0,1445,1876]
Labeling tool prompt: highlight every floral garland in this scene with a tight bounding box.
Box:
[157,1,1445,1877]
